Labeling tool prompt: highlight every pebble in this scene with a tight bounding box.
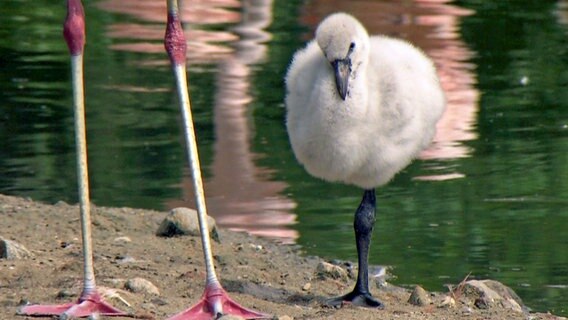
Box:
[461,306,474,315]
[113,236,132,243]
[278,316,293,320]
[316,261,349,281]
[125,277,160,296]
[0,238,33,260]
[302,282,311,291]
[56,289,77,298]
[156,207,219,241]
[150,297,168,306]
[407,285,431,306]
[116,255,138,264]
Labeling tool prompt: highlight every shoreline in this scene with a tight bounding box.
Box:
[1,194,565,319]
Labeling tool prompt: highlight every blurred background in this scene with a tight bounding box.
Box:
[1,0,567,315]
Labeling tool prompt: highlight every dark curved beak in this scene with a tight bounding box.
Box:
[332,58,351,101]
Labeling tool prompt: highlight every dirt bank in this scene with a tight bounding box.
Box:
[0,194,564,319]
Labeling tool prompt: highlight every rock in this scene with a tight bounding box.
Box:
[461,306,474,315]
[278,316,293,320]
[463,280,524,313]
[302,282,311,291]
[463,279,501,301]
[116,255,138,264]
[125,277,160,296]
[408,285,431,306]
[113,236,132,243]
[156,207,219,241]
[483,279,525,309]
[150,297,168,306]
[0,238,33,260]
[316,261,349,281]
[56,289,77,299]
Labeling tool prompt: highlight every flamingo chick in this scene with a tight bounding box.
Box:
[285,12,445,308]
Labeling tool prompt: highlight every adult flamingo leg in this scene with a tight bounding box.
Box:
[164,0,269,319]
[17,0,131,318]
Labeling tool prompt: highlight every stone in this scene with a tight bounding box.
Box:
[408,285,431,306]
[302,282,311,291]
[125,277,160,296]
[461,306,474,315]
[113,236,132,243]
[156,207,219,241]
[463,280,524,313]
[116,255,138,264]
[56,289,77,299]
[483,279,524,309]
[278,316,293,320]
[316,261,349,281]
[0,238,33,260]
[463,280,501,301]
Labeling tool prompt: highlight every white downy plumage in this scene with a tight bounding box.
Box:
[286,12,446,189]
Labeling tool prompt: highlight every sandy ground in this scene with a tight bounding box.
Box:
[0,194,565,320]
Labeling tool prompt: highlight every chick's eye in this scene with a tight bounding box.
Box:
[349,42,356,50]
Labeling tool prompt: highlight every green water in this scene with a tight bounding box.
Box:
[1,0,567,315]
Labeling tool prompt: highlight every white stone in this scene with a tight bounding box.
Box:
[408,285,431,306]
[156,207,217,239]
[0,238,33,260]
[125,277,160,296]
[316,261,349,281]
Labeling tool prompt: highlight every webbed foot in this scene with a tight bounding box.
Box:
[325,290,384,309]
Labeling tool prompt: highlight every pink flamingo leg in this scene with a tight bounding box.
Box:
[17,0,132,318]
[164,1,269,319]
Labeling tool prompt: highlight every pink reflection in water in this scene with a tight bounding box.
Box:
[204,1,298,241]
[168,21,300,242]
[161,0,298,242]
[204,0,298,242]
[96,0,241,64]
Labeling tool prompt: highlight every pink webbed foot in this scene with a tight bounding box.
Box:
[17,291,131,318]
[167,285,269,320]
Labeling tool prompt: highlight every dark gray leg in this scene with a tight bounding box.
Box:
[326,189,384,309]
